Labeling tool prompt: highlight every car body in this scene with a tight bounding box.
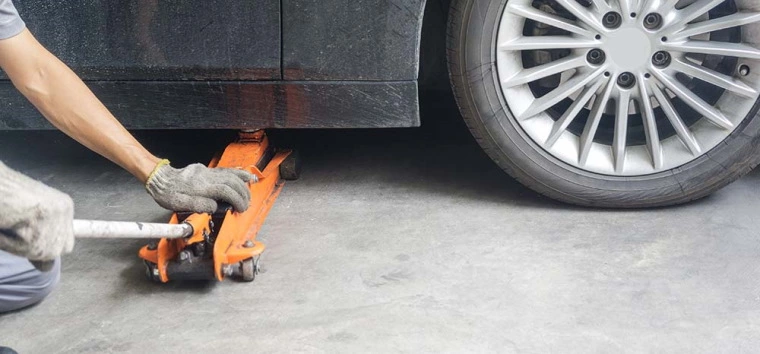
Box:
[0,0,435,130]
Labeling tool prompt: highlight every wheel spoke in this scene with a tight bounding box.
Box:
[642,0,680,14]
[654,0,680,12]
[671,58,758,98]
[651,69,734,129]
[500,36,598,51]
[665,40,760,60]
[649,80,702,155]
[506,4,595,38]
[580,75,616,166]
[594,0,614,13]
[546,78,606,147]
[503,55,587,88]
[517,67,607,120]
[672,12,760,39]
[553,0,607,33]
[638,75,663,169]
[667,0,724,30]
[613,90,632,173]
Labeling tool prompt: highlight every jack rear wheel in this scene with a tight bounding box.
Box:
[279,150,301,181]
[143,261,161,282]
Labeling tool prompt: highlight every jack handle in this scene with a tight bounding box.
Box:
[72,219,194,239]
[29,219,193,272]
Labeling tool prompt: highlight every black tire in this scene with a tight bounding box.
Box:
[446,0,760,208]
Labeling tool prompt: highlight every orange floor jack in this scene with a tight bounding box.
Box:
[72,131,299,282]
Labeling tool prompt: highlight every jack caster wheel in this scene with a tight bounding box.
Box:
[143,261,161,282]
[238,257,259,282]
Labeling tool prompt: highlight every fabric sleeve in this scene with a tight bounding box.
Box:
[0,0,24,40]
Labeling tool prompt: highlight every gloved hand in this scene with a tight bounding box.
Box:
[0,161,75,262]
[145,160,256,213]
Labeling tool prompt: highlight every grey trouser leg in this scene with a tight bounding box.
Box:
[0,250,60,313]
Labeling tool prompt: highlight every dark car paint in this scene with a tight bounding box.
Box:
[12,0,282,81]
[283,0,424,81]
[0,0,431,130]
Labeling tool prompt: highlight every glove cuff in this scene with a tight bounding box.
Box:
[145,159,171,189]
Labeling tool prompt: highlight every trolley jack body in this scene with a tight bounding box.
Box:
[124,131,297,282]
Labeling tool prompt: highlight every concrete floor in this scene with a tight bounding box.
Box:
[1,102,760,353]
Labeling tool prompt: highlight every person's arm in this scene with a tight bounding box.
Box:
[0,29,159,182]
[0,2,254,264]
[0,27,254,214]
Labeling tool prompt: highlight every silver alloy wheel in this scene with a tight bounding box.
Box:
[496,0,760,176]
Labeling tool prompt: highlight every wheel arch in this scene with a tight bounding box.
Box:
[419,0,454,92]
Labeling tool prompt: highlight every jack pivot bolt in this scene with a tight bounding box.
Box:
[178,250,190,261]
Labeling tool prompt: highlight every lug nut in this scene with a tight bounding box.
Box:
[586,49,606,65]
[643,13,663,30]
[617,72,636,89]
[652,51,671,67]
[603,12,622,29]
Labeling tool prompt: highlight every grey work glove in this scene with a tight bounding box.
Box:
[0,161,75,262]
[145,160,256,213]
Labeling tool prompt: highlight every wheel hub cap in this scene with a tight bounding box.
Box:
[607,28,651,70]
[495,0,760,176]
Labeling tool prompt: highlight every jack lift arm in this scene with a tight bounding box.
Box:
[75,131,299,283]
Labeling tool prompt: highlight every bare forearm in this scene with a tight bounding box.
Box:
[0,30,159,182]
[18,52,159,182]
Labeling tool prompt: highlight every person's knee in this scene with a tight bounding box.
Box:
[24,260,61,303]
[0,253,61,313]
